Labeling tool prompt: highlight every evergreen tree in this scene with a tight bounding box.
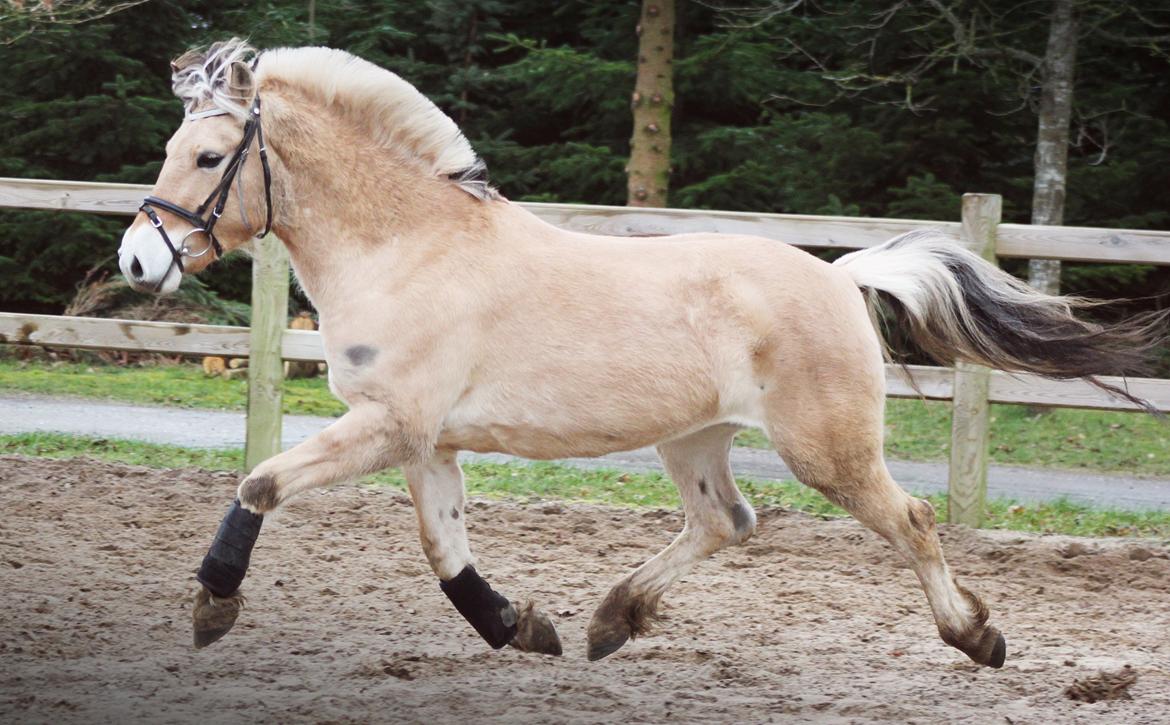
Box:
[0,0,1165,322]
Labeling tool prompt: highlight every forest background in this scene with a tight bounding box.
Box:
[1,0,1168,372]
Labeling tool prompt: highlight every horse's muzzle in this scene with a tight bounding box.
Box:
[119,220,183,294]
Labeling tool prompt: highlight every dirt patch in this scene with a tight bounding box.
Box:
[1065,665,1139,703]
[1,455,1168,724]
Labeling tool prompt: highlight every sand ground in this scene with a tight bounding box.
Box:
[1,455,1167,723]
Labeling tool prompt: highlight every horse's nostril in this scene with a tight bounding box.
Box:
[130,256,144,280]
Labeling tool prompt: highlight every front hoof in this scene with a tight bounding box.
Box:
[192,586,244,649]
[508,601,562,656]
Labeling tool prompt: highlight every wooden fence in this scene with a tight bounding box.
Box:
[2,177,1169,525]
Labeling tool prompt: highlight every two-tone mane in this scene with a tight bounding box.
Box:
[171,38,496,200]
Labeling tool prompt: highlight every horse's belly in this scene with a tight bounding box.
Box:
[437,422,640,459]
[438,382,719,459]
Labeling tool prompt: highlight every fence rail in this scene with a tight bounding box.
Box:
[4,177,1170,264]
[4,312,1167,412]
[2,177,1169,528]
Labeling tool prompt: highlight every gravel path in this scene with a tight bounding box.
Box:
[2,392,1168,510]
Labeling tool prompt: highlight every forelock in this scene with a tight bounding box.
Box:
[171,38,257,120]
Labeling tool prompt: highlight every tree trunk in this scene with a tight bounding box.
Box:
[1028,0,1077,295]
[626,0,674,207]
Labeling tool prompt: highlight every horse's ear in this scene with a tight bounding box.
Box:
[170,47,206,82]
[227,60,255,100]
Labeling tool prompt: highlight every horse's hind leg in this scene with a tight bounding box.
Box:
[587,423,755,660]
[767,381,1006,668]
[404,452,562,655]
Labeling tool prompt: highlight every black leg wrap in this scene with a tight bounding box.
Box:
[439,566,518,649]
[196,499,263,598]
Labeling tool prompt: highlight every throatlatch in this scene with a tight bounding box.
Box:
[196,499,263,597]
[439,565,518,649]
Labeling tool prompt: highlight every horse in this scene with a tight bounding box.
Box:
[118,39,1165,667]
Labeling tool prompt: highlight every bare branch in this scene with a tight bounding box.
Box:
[1,0,152,45]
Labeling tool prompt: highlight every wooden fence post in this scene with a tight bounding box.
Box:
[947,193,1002,527]
[245,234,290,472]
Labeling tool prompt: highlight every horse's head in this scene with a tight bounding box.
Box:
[120,40,272,294]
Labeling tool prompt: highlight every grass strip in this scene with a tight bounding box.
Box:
[3,359,1168,476]
[4,432,1167,539]
[0,359,346,416]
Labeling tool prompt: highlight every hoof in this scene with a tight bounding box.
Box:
[192,586,244,649]
[508,601,562,656]
[586,626,629,662]
[987,631,1007,669]
[944,625,1006,669]
[586,581,662,661]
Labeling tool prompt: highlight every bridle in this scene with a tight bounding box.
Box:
[139,94,274,291]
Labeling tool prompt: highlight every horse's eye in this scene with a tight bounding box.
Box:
[197,151,224,169]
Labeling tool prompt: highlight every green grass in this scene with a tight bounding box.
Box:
[4,432,1168,539]
[1,432,246,470]
[2,359,1167,476]
[0,358,346,416]
[740,397,1169,476]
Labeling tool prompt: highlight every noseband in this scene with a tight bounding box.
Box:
[139,94,274,290]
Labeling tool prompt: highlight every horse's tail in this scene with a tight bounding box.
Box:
[833,229,1169,411]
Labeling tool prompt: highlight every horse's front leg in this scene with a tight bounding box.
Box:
[192,405,420,648]
[404,453,562,655]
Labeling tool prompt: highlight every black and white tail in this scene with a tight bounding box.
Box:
[834,230,1169,411]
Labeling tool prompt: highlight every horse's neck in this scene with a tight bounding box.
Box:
[271,164,503,316]
[264,106,498,314]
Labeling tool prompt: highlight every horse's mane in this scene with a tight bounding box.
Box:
[170,39,497,201]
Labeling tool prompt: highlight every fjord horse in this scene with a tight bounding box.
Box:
[118,40,1164,666]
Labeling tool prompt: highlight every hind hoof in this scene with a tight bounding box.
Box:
[508,601,562,656]
[586,627,629,662]
[986,631,1007,668]
[192,586,244,649]
[944,625,1006,668]
[586,607,632,661]
[586,581,662,661]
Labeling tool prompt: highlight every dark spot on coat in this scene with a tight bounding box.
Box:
[239,474,279,512]
[697,479,708,495]
[451,507,461,520]
[345,344,378,367]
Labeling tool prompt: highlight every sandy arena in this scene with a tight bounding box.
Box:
[1,455,1168,723]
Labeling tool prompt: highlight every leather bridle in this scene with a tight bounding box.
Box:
[139,94,273,291]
